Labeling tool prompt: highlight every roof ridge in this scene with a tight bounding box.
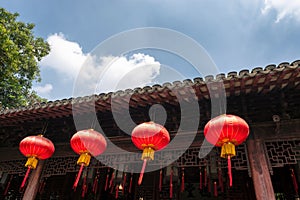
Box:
[1,59,299,114]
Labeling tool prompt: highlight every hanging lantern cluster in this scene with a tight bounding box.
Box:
[70,129,107,189]
[19,135,55,188]
[131,121,170,185]
[17,113,250,197]
[204,114,249,186]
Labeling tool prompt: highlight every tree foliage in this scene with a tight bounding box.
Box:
[0,8,50,108]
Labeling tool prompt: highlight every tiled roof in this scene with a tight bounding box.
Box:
[0,60,300,124]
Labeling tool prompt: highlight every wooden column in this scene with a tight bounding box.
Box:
[22,160,44,200]
[247,139,275,200]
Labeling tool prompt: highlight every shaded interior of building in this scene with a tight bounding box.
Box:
[0,164,299,199]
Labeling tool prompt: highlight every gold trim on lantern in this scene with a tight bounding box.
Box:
[77,152,91,166]
[220,142,236,158]
[141,147,155,160]
[141,143,156,150]
[25,156,39,169]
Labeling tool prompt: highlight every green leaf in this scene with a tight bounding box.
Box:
[0,8,50,108]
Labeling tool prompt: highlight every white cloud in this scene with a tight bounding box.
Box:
[33,84,53,96]
[74,53,161,96]
[39,33,87,79]
[38,33,161,97]
[100,53,160,92]
[262,0,300,22]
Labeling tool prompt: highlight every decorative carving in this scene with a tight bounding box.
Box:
[265,139,300,167]
[0,145,250,177]
[230,144,249,171]
[41,156,78,177]
[0,159,26,175]
[3,139,299,179]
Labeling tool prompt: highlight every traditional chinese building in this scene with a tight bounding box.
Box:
[0,60,299,200]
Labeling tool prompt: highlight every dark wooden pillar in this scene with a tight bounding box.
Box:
[22,160,44,200]
[247,139,275,200]
[296,161,300,187]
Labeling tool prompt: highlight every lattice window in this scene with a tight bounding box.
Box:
[176,145,249,170]
[0,145,250,177]
[41,156,78,177]
[265,139,300,167]
[0,159,26,175]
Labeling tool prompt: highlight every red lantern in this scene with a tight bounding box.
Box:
[204,114,249,186]
[19,135,55,188]
[70,129,107,189]
[131,121,170,185]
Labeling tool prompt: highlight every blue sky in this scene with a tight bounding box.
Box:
[1,0,300,100]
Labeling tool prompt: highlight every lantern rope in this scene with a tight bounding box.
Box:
[218,168,224,192]
[110,181,114,194]
[91,115,97,130]
[138,159,148,185]
[291,169,299,195]
[109,171,115,188]
[105,168,110,191]
[4,175,13,196]
[81,174,87,198]
[122,172,127,194]
[21,167,31,188]
[41,121,49,135]
[73,163,84,189]
[204,167,207,186]
[92,174,98,194]
[129,173,133,193]
[214,181,218,197]
[228,155,232,187]
[115,185,119,199]
[170,168,173,198]
[159,169,162,191]
[199,170,202,190]
[181,168,185,192]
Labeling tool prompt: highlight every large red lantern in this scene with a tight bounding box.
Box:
[131,121,170,185]
[19,135,55,188]
[70,129,107,189]
[204,114,249,186]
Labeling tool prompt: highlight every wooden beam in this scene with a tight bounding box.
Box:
[247,139,275,200]
[22,160,44,200]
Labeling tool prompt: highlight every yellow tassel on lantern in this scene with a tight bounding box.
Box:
[77,153,91,166]
[220,142,236,158]
[25,156,38,169]
[141,147,155,161]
